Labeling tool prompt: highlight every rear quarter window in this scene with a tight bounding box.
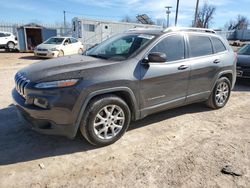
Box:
[188,35,213,57]
[211,37,227,53]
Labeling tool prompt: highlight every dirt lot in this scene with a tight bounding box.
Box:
[0,52,250,188]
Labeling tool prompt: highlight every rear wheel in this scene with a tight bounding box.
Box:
[7,41,15,50]
[78,48,83,54]
[206,77,231,109]
[80,95,131,146]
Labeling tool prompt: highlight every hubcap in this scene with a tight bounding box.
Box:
[93,105,125,140]
[8,43,14,49]
[215,81,229,106]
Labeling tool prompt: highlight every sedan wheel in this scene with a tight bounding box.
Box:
[78,48,83,54]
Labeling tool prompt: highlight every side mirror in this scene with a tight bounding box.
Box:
[147,52,167,63]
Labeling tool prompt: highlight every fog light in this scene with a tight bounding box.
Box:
[34,98,49,109]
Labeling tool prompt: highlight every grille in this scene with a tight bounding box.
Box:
[15,73,30,98]
[37,48,48,51]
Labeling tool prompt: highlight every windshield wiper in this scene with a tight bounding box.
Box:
[88,54,108,59]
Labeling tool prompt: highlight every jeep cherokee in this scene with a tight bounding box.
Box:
[12,27,236,146]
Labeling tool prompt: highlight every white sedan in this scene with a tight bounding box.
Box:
[34,37,84,58]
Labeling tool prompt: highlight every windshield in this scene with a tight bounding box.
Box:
[86,33,155,60]
[44,37,65,45]
[238,44,250,55]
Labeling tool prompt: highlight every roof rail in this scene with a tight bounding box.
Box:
[164,27,216,34]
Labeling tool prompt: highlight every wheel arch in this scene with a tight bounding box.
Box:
[211,70,234,91]
[72,87,140,137]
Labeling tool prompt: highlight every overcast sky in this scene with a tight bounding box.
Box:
[1,0,249,28]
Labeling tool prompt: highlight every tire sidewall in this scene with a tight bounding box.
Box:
[212,77,231,108]
[84,97,131,146]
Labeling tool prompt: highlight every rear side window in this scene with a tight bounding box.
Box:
[70,38,78,43]
[188,35,213,57]
[211,37,227,53]
[150,35,185,62]
[0,33,5,37]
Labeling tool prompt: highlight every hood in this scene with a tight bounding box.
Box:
[237,54,250,66]
[19,55,119,82]
[37,43,61,50]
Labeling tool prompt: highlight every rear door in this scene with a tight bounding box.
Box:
[70,38,80,54]
[63,38,72,55]
[186,34,224,103]
[140,34,190,115]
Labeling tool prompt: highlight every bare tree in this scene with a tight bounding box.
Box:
[195,3,216,28]
[226,15,249,30]
[121,16,136,23]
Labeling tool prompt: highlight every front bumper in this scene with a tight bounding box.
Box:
[34,50,59,58]
[12,89,78,138]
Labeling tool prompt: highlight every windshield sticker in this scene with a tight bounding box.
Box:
[138,34,155,40]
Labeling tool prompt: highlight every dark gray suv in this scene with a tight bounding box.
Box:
[13,27,236,146]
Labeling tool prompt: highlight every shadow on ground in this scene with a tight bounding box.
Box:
[0,102,211,165]
[19,55,44,60]
[233,79,250,92]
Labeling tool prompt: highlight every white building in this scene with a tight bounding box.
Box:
[72,17,162,49]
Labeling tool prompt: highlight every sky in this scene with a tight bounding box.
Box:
[0,0,250,29]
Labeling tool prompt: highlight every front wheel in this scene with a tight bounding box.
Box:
[57,50,64,57]
[206,77,231,109]
[80,95,131,146]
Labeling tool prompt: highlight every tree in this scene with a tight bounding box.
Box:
[195,3,216,28]
[121,16,136,23]
[226,15,249,30]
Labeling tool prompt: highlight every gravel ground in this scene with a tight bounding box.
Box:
[0,52,250,188]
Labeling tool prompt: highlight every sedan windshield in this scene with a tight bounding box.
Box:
[44,37,65,45]
[238,44,250,55]
[86,33,155,60]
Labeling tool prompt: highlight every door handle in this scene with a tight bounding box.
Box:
[178,65,188,70]
[213,59,220,64]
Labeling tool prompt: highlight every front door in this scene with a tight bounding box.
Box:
[140,34,190,116]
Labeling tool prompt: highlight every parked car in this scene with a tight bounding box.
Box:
[0,31,18,50]
[236,43,250,79]
[34,37,84,58]
[13,27,236,146]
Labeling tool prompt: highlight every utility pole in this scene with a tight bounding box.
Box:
[175,0,180,26]
[63,10,66,35]
[165,6,172,28]
[194,0,200,27]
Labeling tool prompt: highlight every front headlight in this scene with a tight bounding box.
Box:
[50,48,59,51]
[35,79,79,89]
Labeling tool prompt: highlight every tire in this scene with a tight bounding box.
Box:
[78,48,83,54]
[80,95,131,146]
[206,77,231,109]
[57,50,64,57]
[7,41,15,50]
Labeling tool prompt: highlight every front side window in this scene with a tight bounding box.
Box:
[189,35,213,57]
[211,37,227,53]
[86,34,155,60]
[44,37,64,44]
[150,35,185,62]
[70,38,78,43]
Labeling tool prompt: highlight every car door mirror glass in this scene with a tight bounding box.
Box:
[147,52,167,63]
